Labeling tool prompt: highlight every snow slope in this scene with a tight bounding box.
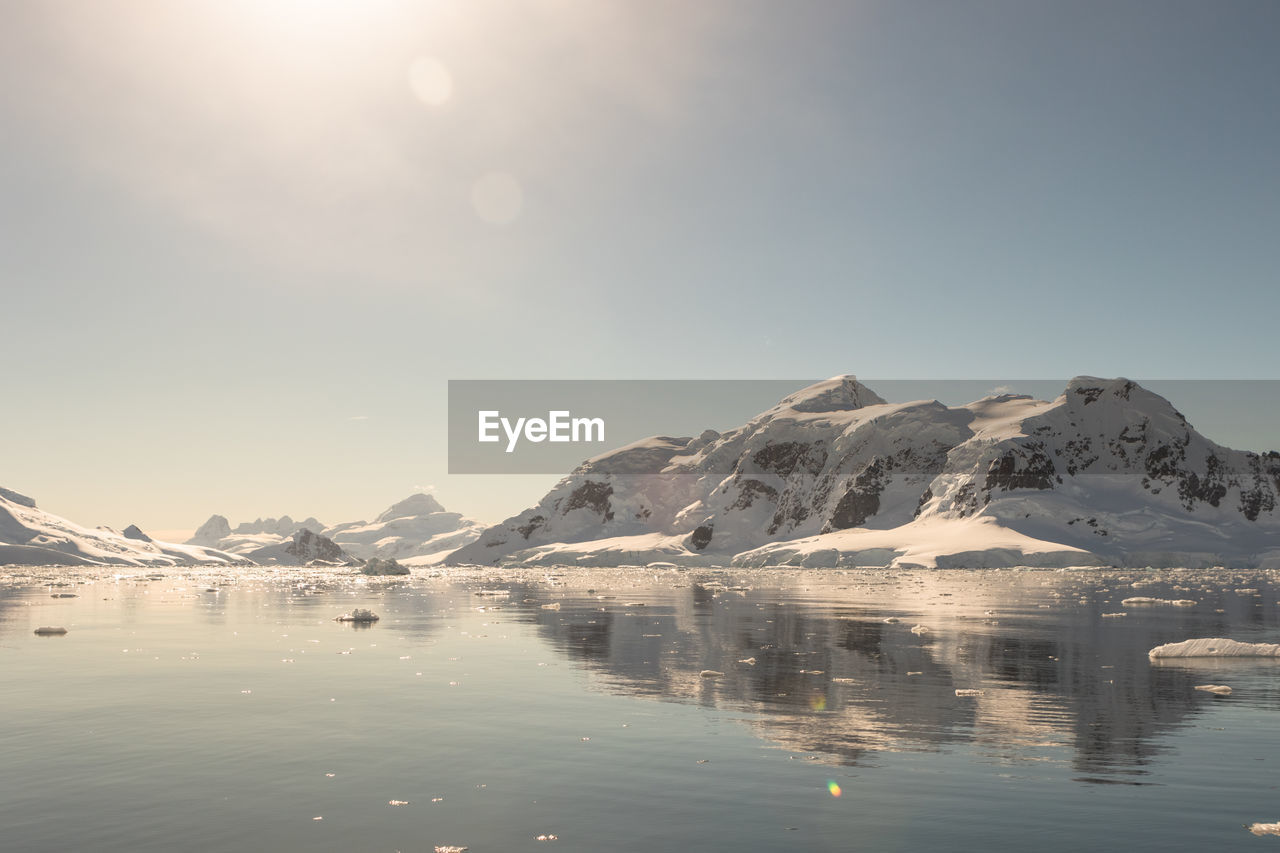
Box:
[446,376,1280,568]
[0,488,245,566]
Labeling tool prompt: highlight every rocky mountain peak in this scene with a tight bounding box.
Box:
[776,376,887,413]
[188,514,232,545]
[375,493,445,523]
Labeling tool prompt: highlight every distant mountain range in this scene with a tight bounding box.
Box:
[446,376,1280,569]
[187,493,484,566]
[0,488,482,568]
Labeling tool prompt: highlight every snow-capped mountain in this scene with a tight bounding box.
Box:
[188,494,484,565]
[0,488,245,566]
[323,493,486,565]
[445,376,1280,569]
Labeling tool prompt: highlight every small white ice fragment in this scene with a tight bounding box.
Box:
[540,603,560,610]
[389,800,409,806]
[739,657,756,665]
[883,617,901,623]
[955,689,984,697]
[1249,823,1280,836]
[435,847,469,853]
[1122,597,1196,608]
[1194,684,1232,695]
[536,835,559,841]
[700,670,724,678]
[1101,612,1127,618]
[910,625,929,635]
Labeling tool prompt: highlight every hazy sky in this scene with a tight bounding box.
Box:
[2,0,1278,536]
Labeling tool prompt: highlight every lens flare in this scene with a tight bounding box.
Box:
[827,780,842,798]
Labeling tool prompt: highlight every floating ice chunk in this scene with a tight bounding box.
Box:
[1194,684,1232,695]
[700,670,724,678]
[831,677,857,684]
[1101,612,1127,618]
[955,688,984,697]
[738,657,756,665]
[910,625,930,635]
[536,835,559,841]
[34,627,68,635]
[334,608,379,623]
[1122,597,1196,607]
[540,603,561,611]
[1250,823,1280,836]
[1149,638,1280,659]
[388,800,410,806]
[435,847,469,853]
[50,593,78,598]
[883,617,901,623]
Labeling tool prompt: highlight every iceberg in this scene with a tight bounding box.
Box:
[1148,638,1280,659]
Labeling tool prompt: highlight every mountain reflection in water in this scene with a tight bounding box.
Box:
[510,568,1280,779]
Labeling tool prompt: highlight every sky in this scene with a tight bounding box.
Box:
[2,0,1278,537]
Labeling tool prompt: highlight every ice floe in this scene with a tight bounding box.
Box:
[1149,638,1280,658]
[1193,684,1232,695]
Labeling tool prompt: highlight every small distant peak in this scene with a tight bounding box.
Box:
[778,376,887,413]
[188,514,232,544]
[0,486,36,508]
[376,493,446,523]
[122,524,152,542]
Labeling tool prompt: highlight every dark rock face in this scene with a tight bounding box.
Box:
[688,524,714,551]
[562,481,614,521]
[985,442,1056,495]
[122,524,152,542]
[752,441,827,479]
[360,557,410,575]
[517,515,546,540]
[730,479,779,510]
[284,529,348,564]
[828,487,880,530]
[827,458,892,531]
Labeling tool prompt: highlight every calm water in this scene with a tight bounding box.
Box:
[3,565,1280,852]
